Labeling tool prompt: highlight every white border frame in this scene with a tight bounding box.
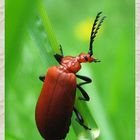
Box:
[0,0,4,139]
[136,0,140,139]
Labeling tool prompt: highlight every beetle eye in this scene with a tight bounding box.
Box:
[84,56,88,61]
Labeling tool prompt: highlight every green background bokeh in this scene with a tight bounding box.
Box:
[6,0,135,140]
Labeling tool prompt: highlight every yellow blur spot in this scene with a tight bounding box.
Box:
[74,19,92,42]
[74,19,103,42]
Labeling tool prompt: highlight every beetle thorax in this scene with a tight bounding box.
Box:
[60,56,81,73]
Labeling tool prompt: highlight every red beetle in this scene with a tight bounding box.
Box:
[35,12,106,140]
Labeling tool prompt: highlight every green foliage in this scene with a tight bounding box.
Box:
[6,0,135,140]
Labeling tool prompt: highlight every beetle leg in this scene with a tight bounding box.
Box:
[76,74,92,86]
[54,44,64,64]
[77,84,90,101]
[76,75,92,101]
[59,44,64,57]
[39,75,45,82]
[54,54,63,64]
[73,106,91,130]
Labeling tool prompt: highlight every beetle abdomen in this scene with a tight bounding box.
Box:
[35,66,76,140]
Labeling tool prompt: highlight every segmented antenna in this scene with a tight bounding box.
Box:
[88,12,106,56]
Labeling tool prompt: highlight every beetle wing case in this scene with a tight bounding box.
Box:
[35,66,76,140]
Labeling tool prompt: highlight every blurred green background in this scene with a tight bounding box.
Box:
[5,0,135,140]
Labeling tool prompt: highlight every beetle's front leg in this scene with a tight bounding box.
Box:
[54,44,64,64]
[59,44,64,57]
[76,75,92,101]
[39,75,45,82]
[76,74,92,86]
[77,84,90,101]
[73,106,91,130]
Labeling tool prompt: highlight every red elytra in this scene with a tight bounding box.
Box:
[35,12,106,140]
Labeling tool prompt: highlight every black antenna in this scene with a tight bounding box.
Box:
[88,12,106,56]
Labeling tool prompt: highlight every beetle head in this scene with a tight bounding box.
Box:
[78,53,100,63]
